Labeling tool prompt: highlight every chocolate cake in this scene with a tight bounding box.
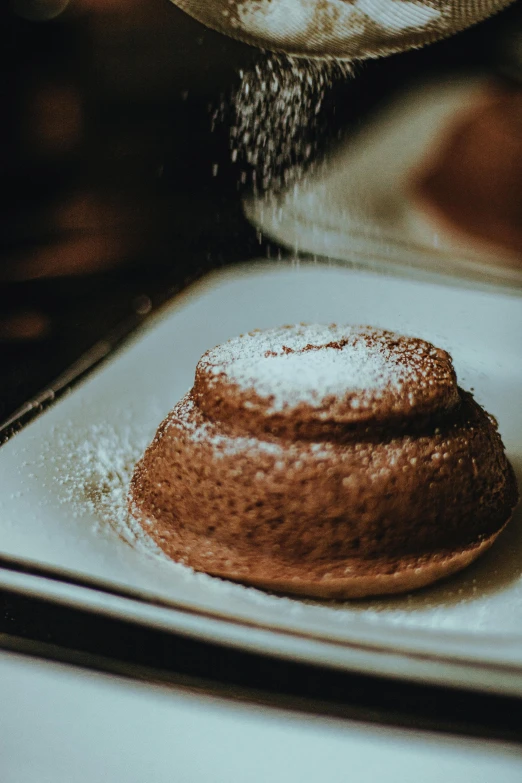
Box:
[129,324,518,598]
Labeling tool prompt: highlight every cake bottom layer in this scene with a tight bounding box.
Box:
[130,501,509,599]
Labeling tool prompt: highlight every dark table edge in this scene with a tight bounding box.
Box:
[0,629,520,746]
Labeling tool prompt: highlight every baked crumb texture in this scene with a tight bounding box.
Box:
[129,325,518,598]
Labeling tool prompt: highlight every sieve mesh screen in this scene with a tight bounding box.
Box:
[171,0,515,59]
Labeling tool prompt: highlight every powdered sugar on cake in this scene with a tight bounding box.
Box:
[172,393,287,457]
[201,324,440,413]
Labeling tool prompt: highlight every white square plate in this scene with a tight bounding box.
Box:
[1,262,521,694]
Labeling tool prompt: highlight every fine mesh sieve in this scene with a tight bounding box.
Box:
[170,0,516,60]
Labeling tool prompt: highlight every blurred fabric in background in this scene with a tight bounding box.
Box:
[1,0,522,423]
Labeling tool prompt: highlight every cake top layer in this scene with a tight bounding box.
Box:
[194,325,459,431]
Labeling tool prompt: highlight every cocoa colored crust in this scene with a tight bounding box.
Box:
[129,325,518,599]
[193,325,460,437]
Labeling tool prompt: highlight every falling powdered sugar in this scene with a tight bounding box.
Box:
[221,54,352,194]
